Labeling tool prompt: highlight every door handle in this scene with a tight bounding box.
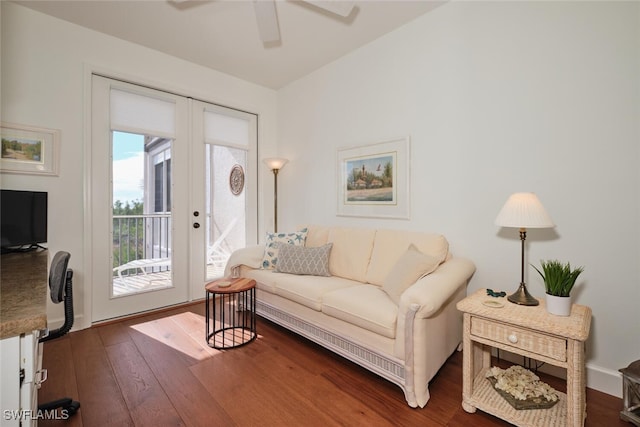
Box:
[193,222,200,229]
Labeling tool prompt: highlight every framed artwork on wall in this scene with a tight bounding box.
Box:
[337,136,410,219]
[1,122,60,176]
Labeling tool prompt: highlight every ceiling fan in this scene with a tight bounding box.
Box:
[173,0,355,44]
[253,1,355,43]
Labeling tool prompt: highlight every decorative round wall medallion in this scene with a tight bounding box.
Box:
[229,164,245,195]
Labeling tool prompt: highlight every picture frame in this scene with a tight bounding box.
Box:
[1,122,60,176]
[337,136,410,219]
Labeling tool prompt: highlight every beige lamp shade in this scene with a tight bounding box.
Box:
[263,157,288,171]
[495,192,555,229]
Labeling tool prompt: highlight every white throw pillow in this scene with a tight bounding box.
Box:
[276,243,333,276]
[382,244,440,304]
[261,228,308,269]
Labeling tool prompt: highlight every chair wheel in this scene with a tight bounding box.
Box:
[65,401,80,416]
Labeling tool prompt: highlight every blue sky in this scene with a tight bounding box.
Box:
[112,131,144,204]
[346,154,392,179]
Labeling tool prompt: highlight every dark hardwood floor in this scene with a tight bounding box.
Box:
[38,303,625,426]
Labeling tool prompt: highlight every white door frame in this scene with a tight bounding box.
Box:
[83,66,260,327]
[90,75,191,322]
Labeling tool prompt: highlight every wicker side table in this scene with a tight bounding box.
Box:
[205,277,256,349]
[457,289,591,427]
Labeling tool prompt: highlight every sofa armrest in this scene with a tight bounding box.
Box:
[400,257,476,318]
[223,245,265,277]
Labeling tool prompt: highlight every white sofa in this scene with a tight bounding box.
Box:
[224,225,476,408]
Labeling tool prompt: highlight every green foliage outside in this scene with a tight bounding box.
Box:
[113,199,143,216]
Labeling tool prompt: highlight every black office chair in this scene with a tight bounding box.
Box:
[38,251,81,416]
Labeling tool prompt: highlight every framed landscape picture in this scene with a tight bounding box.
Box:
[1,122,60,176]
[337,136,410,219]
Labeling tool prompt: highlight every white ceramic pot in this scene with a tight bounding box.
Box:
[545,293,572,316]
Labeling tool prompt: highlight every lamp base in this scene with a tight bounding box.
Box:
[507,283,539,306]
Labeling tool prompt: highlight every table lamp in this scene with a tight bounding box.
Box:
[495,192,555,306]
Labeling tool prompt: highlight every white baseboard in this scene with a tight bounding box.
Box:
[495,349,622,398]
[585,363,622,398]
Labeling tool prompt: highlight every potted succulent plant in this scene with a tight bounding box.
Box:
[532,260,584,316]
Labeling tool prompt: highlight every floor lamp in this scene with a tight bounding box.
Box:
[263,158,288,233]
[495,192,555,306]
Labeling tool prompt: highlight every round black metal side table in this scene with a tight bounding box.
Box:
[205,277,256,349]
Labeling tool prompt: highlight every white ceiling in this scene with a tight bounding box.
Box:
[15,0,445,89]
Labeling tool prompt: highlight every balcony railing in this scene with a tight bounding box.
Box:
[113,213,171,276]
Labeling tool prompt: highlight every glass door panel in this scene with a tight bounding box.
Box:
[205,144,247,280]
[111,131,173,297]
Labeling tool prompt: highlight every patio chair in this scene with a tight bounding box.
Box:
[207,218,237,268]
[113,257,171,278]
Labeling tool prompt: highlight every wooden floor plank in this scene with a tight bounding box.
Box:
[166,304,208,344]
[96,320,134,348]
[38,336,83,427]
[69,328,134,427]
[191,348,344,426]
[125,320,235,426]
[105,341,185,427]
[258,330,403,425]
[127,312,218,364]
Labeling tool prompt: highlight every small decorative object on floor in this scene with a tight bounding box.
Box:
[485,365,559,410]
[619,359,640,426]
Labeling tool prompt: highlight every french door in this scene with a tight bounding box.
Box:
[91,75,256,322]
[189,100,258,296]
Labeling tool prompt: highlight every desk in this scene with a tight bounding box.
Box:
[0,250,49,427]
[457,289,591,427]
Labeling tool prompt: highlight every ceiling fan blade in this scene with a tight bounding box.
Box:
[304,0,355,17]
[253,0,281,43]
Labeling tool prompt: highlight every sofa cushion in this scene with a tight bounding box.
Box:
[366,229,449,286]
[261,228,308,269]
[303,225,331,248]
[322,285,398,338]
[276,243,333,276]
[275,275,362,311]
[327,227,376,282]
[240,268,279,293]
[382,244,440,305]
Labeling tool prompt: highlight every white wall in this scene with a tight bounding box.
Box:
[277,1,639,396]
[1,2,278,327]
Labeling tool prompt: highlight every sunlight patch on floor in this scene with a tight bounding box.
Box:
[129,310,263,361]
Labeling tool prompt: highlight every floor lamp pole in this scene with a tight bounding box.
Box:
[263,157,288,233]
[507,228,539,306]
[272,168,279,233]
